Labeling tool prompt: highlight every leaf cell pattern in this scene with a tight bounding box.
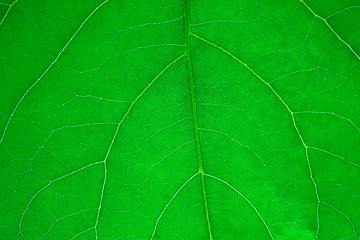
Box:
[0,0,359,239]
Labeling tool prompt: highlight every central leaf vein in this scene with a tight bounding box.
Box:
[183,0,213,239]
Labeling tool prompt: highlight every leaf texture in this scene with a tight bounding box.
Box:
[0,0,359,239]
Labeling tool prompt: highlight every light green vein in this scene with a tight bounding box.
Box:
[191,32,321,237]
[205,174,274,240]
[0,0,111,144]
[69,228,95,240]
[199,127,267,166]
[294,111,360,131]
[0,0,17,26]
[320,201,358,236]
[150,172,199,240]
[94,53,185,239]
[183,0,213,239]
[308,146,360,168]
[18,161,103,239]
[300,0,359,60]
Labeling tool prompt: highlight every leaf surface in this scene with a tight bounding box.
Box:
[0,0,359,239]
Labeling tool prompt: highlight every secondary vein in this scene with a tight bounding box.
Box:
[183,1,213,239]
[0,0,111,144]
[191,32,320,238]
[300,0,359,60]
[0,0,17,26]
[94,53,185,239]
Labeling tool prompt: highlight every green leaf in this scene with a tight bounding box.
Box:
[0,0,359,239]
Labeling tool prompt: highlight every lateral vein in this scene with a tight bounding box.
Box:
[0,0,111,144]
[191,32,320,237]
[94,53,185,239]
[0,0,17,26]
[205,174,275,240]
[300,0,359,60]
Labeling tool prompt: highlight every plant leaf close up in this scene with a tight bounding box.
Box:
[0,0,359,239]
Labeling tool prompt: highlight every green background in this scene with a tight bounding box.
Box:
[0,0,359,239]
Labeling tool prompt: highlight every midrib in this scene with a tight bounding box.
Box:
[183,0,214,239]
